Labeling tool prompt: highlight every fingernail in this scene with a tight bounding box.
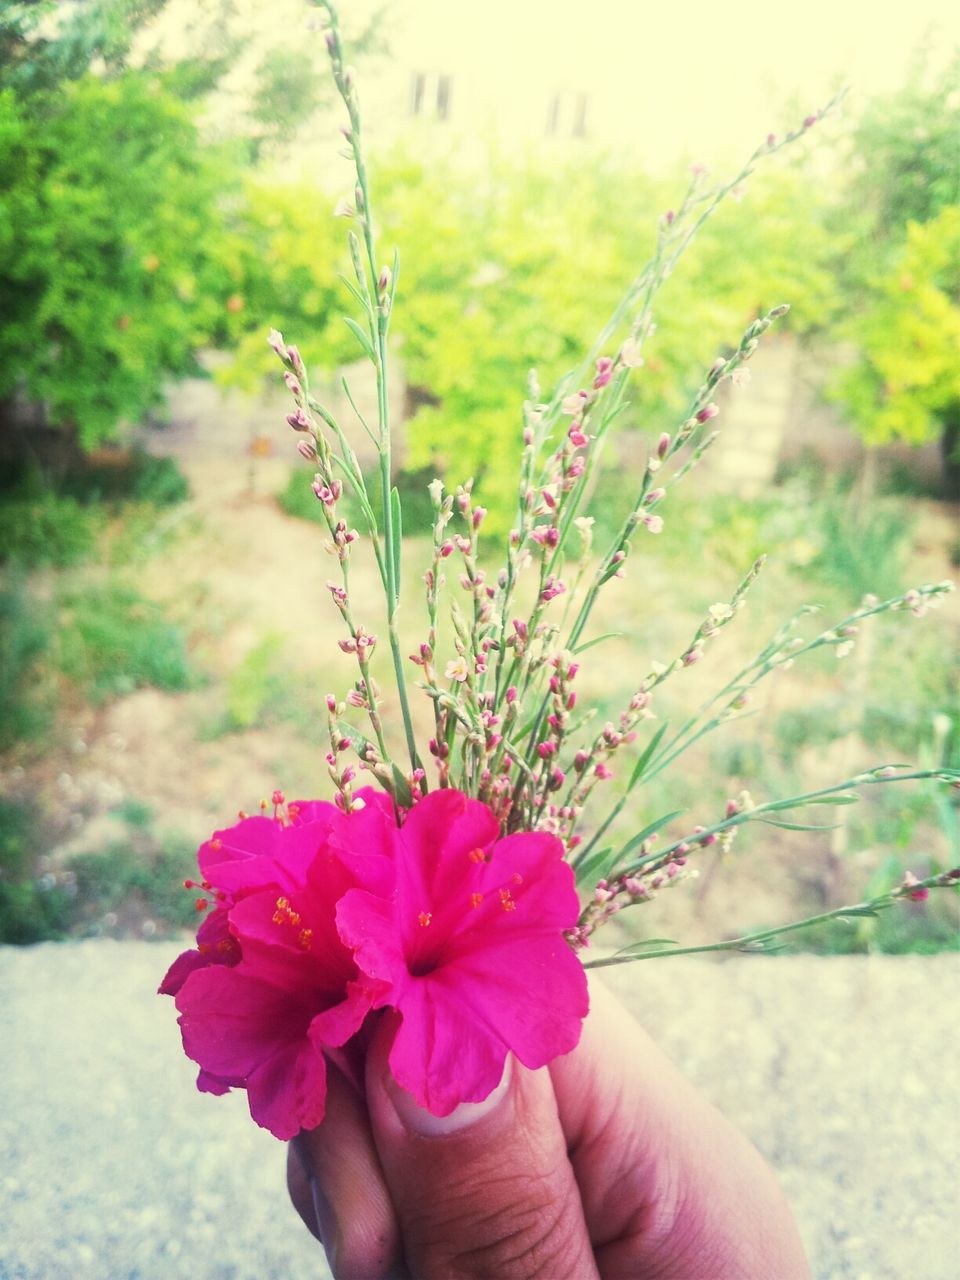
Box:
[388,1057,512,1136]
[310,1175,341,1272]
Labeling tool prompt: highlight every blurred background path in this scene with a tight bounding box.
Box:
[3,943,958,1280]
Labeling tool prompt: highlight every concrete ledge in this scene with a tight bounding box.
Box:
[2,942,957,1279]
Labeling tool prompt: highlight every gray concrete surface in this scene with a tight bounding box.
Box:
[2,943,958,1280]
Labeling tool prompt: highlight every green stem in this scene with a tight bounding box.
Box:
[582,868,957,968]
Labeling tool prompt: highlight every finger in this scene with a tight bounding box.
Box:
[551,976,810,1279]
[287,1058,402,1280]
[365,1019,600,1280]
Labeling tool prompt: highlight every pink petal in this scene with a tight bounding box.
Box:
[387,932,587,1115]
[289,799,339,827]
[176,966,317,1079]
[229,887,355,998]
[386,974,512,1116]
[336,891,406,994]
[308,979,376,1049]
[245,1038,328,1139]
[158,907,239,996]
[196,1068,236,1096]
[158,947,208,997]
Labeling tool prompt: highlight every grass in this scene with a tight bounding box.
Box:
[55,579,194,703]
[0,793,201,944]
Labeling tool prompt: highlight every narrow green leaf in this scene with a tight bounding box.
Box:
[337,273,372,314]
[573,632,623,655]
[629,721,669,789]
[620,937,677,953]
[617,809,684,860]
[343,316,376,361]
[763,793,859,812]
[756,818,842,832]
[389,763,413,809]
[574,844,614,888]
[390,486,402,600]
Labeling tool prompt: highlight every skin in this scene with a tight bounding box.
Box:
[287,977,811,1280]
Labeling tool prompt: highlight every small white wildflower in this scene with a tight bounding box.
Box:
[620,337,644,368]
[708,602,734,623]
[561,390,588,416]
[444,656,469,683]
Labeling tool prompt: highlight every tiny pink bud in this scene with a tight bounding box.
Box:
[326,693,337,712]
[696,403,720,424]
[287,408,311,432]
[657,432,671,458]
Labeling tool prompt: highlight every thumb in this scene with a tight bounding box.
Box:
[365,1019,599,1280]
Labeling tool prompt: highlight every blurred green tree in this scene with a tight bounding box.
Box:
[376,153,837,529]
[0,74,238,451]
[830,49,960,492]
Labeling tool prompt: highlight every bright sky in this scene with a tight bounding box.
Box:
[143,0,960,172]
[384,0,960,166]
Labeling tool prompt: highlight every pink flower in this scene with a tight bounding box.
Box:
[162,793,396,1139]
[336,790,588,1116]
[593,356,614,390]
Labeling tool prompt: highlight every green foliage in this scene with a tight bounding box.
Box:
[213,177,354,393]
[0,73,237,449]
[829,51,960,462]
[0,574,53,749]
[0,490,103,567]
[225,633,286,730]
[803,485,911,600]
[831,207,960,447]
[0,791,201,943]
[843,48,960,248]
[60,451,191,506]
[277,463,436,537]
[55,579,193,701]
[374,154,837,530]
[0,798,74,943]
[68,832,199,932]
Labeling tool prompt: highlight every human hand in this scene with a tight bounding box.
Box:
[288,977,811,1279]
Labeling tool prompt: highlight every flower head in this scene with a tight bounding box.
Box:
[162,793,396,1139]
[336,790,588,1116]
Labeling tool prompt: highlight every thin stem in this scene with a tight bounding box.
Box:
[583,867,959,968]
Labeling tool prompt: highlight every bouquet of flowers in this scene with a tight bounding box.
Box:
[161,0,959,1140]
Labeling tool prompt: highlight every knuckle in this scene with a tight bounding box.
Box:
[406,1168,583,1279]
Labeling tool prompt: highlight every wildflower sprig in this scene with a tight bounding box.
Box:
[582,864,960,968]
[268,14,957,956]
[574,767,960,941]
